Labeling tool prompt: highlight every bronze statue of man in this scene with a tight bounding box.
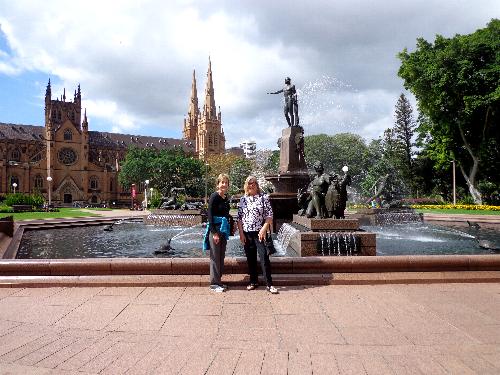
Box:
[268,77,299,127]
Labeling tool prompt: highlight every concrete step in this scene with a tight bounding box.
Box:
[1,271,499,288]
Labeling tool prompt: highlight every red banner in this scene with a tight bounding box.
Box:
[131,185,136,198]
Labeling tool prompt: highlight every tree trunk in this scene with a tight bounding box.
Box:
[364,174,390,204]
[457,123,482,205]
[459,163,482,205]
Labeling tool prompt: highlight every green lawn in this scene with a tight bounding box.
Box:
[0,208,102,221]
[416,208,500,215]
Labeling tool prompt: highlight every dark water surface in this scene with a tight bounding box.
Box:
[16,220,500,259]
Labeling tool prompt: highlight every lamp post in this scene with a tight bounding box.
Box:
[131,184,136,209]
[144,179,150,210]
[46,176,52,210]
[204,163,209,205]
[12,182,17,194]
[452,160,456,205]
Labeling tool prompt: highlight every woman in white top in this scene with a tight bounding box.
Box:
[237,176,278,294]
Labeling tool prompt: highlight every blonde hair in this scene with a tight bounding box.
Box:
[216,173,229,187]
[243,175,261,195]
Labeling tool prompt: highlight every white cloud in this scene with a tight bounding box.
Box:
[0,0,497,150]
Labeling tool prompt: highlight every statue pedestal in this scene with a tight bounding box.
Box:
[293,215,359,231]
[279,126,307,173]
[289,215,376,256]
[265,126,310,231]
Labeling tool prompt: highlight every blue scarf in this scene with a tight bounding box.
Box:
[203,216,230,253]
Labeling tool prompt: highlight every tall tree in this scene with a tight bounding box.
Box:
[361,131,410,201]
[393,93,416,192]
[398,19,500,204]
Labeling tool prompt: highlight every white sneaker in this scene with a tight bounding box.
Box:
[210,285,225,293]
[266,286,279,294]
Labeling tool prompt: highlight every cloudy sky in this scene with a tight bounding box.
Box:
[0,1,497,150]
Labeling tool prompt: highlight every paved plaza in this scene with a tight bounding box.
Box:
[0,282,499,374]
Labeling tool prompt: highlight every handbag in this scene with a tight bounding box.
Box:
[264,231,276,256]
[260,194,276,256]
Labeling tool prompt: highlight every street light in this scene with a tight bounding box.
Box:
[12,182,17,194]
[451,160,456,205]
[204,163,209,205]
[46,176,53,210]
[144,179,150,210]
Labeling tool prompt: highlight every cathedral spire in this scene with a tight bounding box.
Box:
[82,108,88,132]
[203,56,216,120]
[189,69,198,117]
[45,79,51,97]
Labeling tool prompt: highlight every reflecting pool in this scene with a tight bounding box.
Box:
[16,219,500,259]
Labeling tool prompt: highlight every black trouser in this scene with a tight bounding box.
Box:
[209,234,226,286]
[244,231,273,287]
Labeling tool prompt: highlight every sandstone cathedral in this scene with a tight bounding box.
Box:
[0,58,226,205]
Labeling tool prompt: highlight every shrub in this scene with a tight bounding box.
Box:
[4,193,31,206]
[28,192,45,208]
[0,205,13,213]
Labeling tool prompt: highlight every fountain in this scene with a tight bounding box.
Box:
[265,77,376,256]
[264,125,310,230]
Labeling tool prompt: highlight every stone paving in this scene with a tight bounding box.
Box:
[0,282,499,374]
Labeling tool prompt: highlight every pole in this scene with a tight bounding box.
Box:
[452,160,456,205]
[204,163,209,205]
[46,176,52,210]
[131,184,136,209]
[144,180,149,210]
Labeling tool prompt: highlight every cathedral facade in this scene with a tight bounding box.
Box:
[182,57,225,160]
[0,59,226,205]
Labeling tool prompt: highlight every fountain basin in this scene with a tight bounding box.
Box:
[284,215,376,256]
[1,254,500,277]
[289,231,376,256]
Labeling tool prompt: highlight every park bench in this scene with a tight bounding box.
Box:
[12,204,33,212]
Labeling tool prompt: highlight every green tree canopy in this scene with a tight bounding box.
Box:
[228,157,254,195]
[304,133,370,188]
[118,147,205,197]
[398,19,500,203]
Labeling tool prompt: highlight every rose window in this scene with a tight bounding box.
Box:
[58,148,77,166]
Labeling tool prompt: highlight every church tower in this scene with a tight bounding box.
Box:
[196,57,225,160]
[182,70,199,141]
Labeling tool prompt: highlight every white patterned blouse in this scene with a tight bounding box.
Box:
[237,193,273,232]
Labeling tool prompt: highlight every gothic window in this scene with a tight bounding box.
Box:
[110,179,113,191]
[10,149,21,161]
[51,111,56,119]
[57,147,77,166]
[64,129,73,140]
[70,111,75,121]
[34,175,43,189]
[31,152,42,163]
[209,134,213,146]
[89,176,99,190]
[57,111,62,120]
[214,134,218,146]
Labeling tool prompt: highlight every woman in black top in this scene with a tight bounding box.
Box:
[206,173,231,293]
